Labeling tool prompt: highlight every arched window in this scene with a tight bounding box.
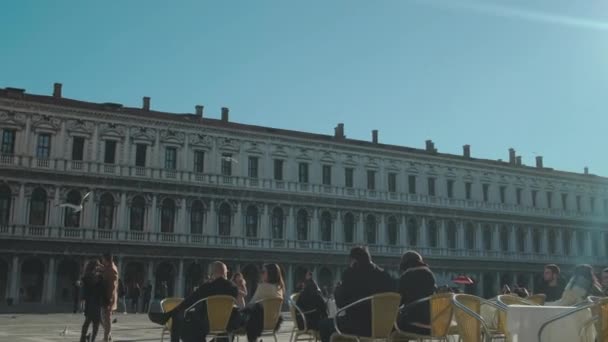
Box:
[483,224,492,251]
[447,221,457,249]
[64,190,81,228]
[516,226,526,252]
[407,218,418,246]
[562,230,571,256]
[547,229,556,255]
[130,196,145,231]
[532,229,541,254]
[190,200,204,235]
[320,211,332,242]
[271,207,284,239]
[365,215,377,244]
[98,193,114,230]
[499,225,509,252]
[428,220,438,248]
[387,216,398,246]
[343,213,355,243]
[160,198,175,233]
[0,185,11,226]
[296,209,308,240]
[465,223,475,250]
[219,203,231,236]
[29,188,47,226]
[245,206,258,237]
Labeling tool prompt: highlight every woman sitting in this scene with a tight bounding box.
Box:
[232,272,248,309]
[396,251,437,336]
[548,264,602,306]
[243,264,285,342]
[295,271,328,331]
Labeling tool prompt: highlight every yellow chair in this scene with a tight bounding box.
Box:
[289,293,320,342]
[184,295,237,342]
[330,292,401,342]
[497,294,538,307]
[390,293,454,342]
[527,294,546,305]
[160,297,184,342]
[538,297,608,342]
[237,297,284,342]
[452,294,504,342]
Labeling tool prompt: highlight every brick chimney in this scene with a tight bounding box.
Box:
[142,96,150,111]
[509,148,516,164]
[516,156,522,166]
[195,105,204,117]
[584,166,589,175]
[535,156,543,168]
[221,107,229,122]
[334,123,345,139]
[53,83,62,98]
[463,145,471,158]
[372,130,378,144]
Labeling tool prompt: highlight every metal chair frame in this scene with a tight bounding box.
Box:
[451,294,505,342]
[184,295,238,342]
[159,297,184,342]
[391,293,455,342]
[537,297,608,342]
[288,293,320,342]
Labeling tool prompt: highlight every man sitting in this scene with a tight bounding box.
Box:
[160,261,239,342]
[319,246,395,342]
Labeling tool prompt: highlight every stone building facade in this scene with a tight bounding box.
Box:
[0,84,607,308]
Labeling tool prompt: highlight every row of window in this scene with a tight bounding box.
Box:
[1,185,603,257]
[1,129,606,213]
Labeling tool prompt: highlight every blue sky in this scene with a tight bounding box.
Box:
[1,0,607,176]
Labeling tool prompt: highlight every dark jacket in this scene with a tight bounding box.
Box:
[82,274,104,321]
[295,279,327,330]
[334,262,395,337]
[397,266,437,328]
[536,279,566,302]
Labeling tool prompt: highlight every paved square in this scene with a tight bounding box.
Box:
[0,313,296,342]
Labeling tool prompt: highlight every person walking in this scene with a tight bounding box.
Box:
[79,260,104,342]
[117,280,127,314]
[101,252,118,342]
[142,282,152,313]
[130,283,140,313]
[73,280,82,313]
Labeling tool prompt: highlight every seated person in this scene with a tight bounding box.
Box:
[396,251,437,336]
[319,246,395,342]
[243,263,285,342]
[295,271,328,331]
[160,261,239,342]
[547,264,602,306]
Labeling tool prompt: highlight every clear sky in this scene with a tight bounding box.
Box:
[1,0,607,176]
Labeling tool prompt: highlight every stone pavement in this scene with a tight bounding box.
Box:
[0,313,296,342]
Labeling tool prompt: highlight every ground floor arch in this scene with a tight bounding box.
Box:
[155,262,175,298]
[56,259,80,303]
[20,258,45,303]
[185,261,205,296]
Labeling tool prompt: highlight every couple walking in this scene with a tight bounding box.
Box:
[79,252,119,342]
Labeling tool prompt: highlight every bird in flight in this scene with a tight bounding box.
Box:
[221,155,239,164]
[57,191,92,213]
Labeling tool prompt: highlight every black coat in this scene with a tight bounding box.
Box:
[295,279,327,330]
[397,266,437,328]
[334,263,395,337]
[82,274,104,321]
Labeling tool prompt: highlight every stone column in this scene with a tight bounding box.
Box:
[420,217,428,247]
[555,229,564,255]
[286,207,295,240]
[176,260,184,297]
[260,204,270,239]
[16,184,25,225]
[586,231,593,257]
[356,212,364,243]
[457,221,465,249]
[335,211,343,243]
[44,257,56,304]
[475,222,483,251]
[311,208,319,242]
[147,261,156,300]
[149,195,157,232]
[23,116,32,156]
[287,264,294,295]
[525,227,533,253]
[50,186,61,226]
[91,123,99,163]
[492,224,500,251]
[177,199,187,234]
[529,274,536,293]
[206,200,217,235]
[495,272,501,290]
[509,225,517,252]
[477,272,484,297]
[118,193,127,230]
[378,215,386,245]
[86,190,97,229]
[571,231,579,256]
[234,203,243,237]
[9,255,20,304]
[541,228,549,254]
[400,215,408,246]
[439,220,447,249]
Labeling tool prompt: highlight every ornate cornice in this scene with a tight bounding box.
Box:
[0,111,26,130]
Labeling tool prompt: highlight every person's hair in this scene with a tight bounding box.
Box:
[572,264,600,291]
[84,259,100,276]
[231,272,243,282]
[264,264,285,290]
[399,250,426,272]
[349,246,371,266]
[545,264,560,275]
[102,252,113,263]
[513,287,529,298]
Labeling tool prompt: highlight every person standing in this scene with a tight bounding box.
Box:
[79,260,104,342]
[101,252,118,342]
[536,264,565,302]
[142,282,152,313]
[117,280,127,314]
[231,272,248,308]
[73,280,82,313]
[130,283,140,313]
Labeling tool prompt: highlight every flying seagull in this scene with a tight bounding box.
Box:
[59,325,69,336]
[57,191,92,213]
[221,156,239,164]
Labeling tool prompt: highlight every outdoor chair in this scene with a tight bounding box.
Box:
[160,297,184,342]
[390,292,454,342]
[526,294,546,305]
[537,297,608,342]
[184,295,237,342]
[452,294,505,342]
[289,293,320,342]
[330,292,401,342]
[236,297,284,342]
